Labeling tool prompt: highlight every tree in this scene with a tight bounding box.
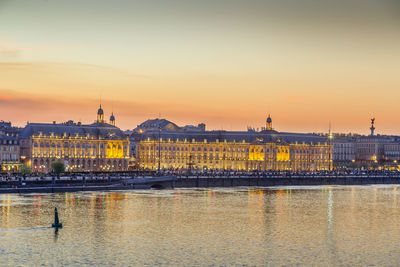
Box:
[20,164,31,178]
[51,161,65,178]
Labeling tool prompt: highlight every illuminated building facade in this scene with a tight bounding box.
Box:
[19,106,129,172]
[0,122,21,171]
[131,117,332,171]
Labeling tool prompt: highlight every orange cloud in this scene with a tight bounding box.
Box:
[0,94,12,100]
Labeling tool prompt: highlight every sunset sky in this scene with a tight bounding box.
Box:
[1,0,399,134]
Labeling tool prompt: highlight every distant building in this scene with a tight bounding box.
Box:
[332,136,356,162]
[19,106,129,172]
[131,116,332,171]
[330,119,400,166]
[353,119,400,163]
[0,123,21,171]
[355,136,392,162]
[384,143,400,162]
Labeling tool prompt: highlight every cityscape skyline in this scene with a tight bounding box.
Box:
[0,100,395,136]
[1,0,400,134]
[2,2,400,266]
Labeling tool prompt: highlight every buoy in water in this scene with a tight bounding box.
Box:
[52,207,63,228]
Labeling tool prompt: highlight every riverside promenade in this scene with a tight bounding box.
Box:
[2,173,400,194]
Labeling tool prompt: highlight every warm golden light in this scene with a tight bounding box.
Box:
[137,139,332,171]
[0,1,400,134]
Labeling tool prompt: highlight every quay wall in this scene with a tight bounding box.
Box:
[174,176,400,188]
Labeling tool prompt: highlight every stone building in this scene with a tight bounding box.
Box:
[19,106,130,172]
[355,136,391,162]
[131,116,332,171]
[384,143,400,162]
[332,136,356,162]
[354,119,398,163]
[0,122,21,171]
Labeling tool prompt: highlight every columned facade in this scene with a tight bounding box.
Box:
[136,138,332,171]
[27,135,128,172]
[20,107,129,172]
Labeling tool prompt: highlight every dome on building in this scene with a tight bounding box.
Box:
[110,113,115,121]
[266,115,272,123]
[97,105,104,115]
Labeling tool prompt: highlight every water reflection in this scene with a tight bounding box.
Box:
[54,227,59,242]
[1,186,400,266]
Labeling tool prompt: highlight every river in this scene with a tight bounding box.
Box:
[1,186,400,266]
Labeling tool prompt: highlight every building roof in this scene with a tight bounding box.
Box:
[20,121,127,139]
[136,118,180,131]
[131,129,328,145]
[135,118,208,133]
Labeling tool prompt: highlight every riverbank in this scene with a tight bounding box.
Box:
[175,176,400,187]
[1,176,400,194]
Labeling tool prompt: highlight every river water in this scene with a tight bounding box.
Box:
[1,186,400,266]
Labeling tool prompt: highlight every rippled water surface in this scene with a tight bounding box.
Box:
[1,186,400,266]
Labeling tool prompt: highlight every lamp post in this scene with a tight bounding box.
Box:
[328,134,333,171]
[158,120,161,174]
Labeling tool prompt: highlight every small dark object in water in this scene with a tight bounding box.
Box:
[52,207,63,228]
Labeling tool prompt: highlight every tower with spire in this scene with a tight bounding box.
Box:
[97,104,104,124]
[266,114,273,131]
[110,112,115,126]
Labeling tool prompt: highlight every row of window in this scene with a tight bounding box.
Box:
[1,154,18,161]
[0,140,18,145]
[140,154,330,161]
[140,145,328,154]
[33,142,126,150]
[2,146,17,151]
